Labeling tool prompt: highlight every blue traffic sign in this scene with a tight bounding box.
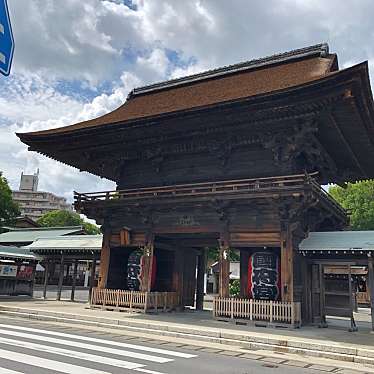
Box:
[0,0,14,76]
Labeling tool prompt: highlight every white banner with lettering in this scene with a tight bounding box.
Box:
[0,265,17,277]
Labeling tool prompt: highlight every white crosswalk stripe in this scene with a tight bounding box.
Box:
[0,329,172,363]
[0,368,24,374]
[0,348,112,374]
[0,323,196,359]
[0,336,144,370]
[134,368,167,374]
[0,323,197,374]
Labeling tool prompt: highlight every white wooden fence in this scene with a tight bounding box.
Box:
[213,297,301,327]
[91,288,178,313]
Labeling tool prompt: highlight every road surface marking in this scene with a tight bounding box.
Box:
[0,330,174,364]
[0,328,172,363]
[0,336,144,370]
[0,323,196,358]
[134,368,168,374]
[0,368,24,374]
[0,348,111,374]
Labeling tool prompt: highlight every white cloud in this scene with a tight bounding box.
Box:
[8,0,144,86]
[0,74,83,124]
[0,48,172,202]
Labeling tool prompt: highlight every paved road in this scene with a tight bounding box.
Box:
[0,317,315,374]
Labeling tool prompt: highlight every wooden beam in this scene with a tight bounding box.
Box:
[329,112,367,178]
[368,253,374,332]
[281,228,294,302]
[56,254,64,301]
[240,249,250,298]
[172,248,185,309]
[196,249,206,310]
[43,261,49,300]
[71,259,78,301]
[140,234,155,292]
[218,231,230,298]
[120,228,131,246]
[98,233,110,288]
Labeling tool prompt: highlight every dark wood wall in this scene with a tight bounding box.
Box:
[118,143,279,189]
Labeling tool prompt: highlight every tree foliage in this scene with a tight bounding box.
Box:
[329,180,374,230]
[37,210,100,234]
[207,247,240,262]
[229,279,240,297]
[0,172,20,229]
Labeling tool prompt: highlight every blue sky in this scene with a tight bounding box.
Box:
[1,0,374,204]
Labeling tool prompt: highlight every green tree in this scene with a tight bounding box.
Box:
[37,210,100,234]
[229,279,240,297]
[207,247,240,262]
[329,180,374,230]
[0,172,20,230]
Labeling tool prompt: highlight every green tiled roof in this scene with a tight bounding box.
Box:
[0,226,84,244]
[27,235,102,253]
[300,231,374,251]
[0,245,39,260]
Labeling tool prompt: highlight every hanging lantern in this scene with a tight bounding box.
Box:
[247,251,281,301]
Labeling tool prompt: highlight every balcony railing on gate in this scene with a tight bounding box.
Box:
[74,172,345,219]
[213,297,301,328]
[91,287,178,313]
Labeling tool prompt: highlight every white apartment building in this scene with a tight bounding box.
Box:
[12,170,73,220]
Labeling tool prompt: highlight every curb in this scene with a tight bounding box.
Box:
[0,305,373,366]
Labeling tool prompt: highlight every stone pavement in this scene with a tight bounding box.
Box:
[0,297,373,368]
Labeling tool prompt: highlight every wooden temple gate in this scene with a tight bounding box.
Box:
[18,44,374,325]
[75,173,346,322]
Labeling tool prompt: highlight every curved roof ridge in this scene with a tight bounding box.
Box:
[131,43,330,97]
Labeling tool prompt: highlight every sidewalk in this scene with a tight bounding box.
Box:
[0,297,373,367]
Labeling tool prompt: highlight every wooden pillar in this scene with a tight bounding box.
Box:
[172,247,185,309]
[98,232,111,289]
[140,237,154,292]
[219,234,230,298]
[56,254,65,301]
[88,256,97,301]
[368,253,374,332]
[281,227,294,302]
[240,249,250,298]
[71,259,78,301]
[43,261,49,299]
[196,249,206,311]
